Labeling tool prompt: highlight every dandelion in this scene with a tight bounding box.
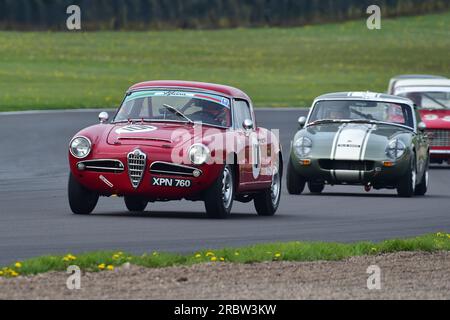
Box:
[219,257,225,262]
[62,254,77,262]
[98,263,106,270]
[14,262,22,269]
[10,271,19,277]
[210,257,217,262]
[107,265,114,271]
[195,254,202,259]
[206,252,214,257]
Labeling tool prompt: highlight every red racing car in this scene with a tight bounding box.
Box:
[68,81,282,218]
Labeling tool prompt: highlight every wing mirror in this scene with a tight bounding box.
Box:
[243,119,254,130]
[298,116,307,129]
[99,112,109,124]
[418,121,427,131]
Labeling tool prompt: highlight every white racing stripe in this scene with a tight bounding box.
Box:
[330,123,375,182]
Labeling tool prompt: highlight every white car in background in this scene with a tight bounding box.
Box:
[387,74,447,95]
[391,77,450,164]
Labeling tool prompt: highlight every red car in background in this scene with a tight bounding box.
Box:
[68,81,282,218]
[392,77,450,164]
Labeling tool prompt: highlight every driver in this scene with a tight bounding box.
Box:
[327,103,350,120]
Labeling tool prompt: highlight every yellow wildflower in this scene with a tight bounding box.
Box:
[219,257,225,262]
[98,264,106,270]
[15,262,22,269]
[274,253,281,258]
[107,265,114,271]
[206,252,214,257]
[10,271,19,277]
[234,252,240,256]
[210,257,217,262]
[195,254,202,258]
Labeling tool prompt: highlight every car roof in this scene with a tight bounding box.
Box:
[128,80,251,101]
[390,74,447,81]
[314,92,413,105]
[393,78,450,89]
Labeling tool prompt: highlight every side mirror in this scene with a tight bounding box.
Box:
[298,116,307,129]
[243,119,254,130]
[99,112,109,124]
[418,122,427,131]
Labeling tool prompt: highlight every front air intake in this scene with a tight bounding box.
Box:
[127,149,146,188]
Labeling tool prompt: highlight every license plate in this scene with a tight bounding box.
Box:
[151,177,192,188]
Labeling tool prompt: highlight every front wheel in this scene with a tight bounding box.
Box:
[68,173,99,215]
[254,157,282,216]
[204,165,235,219]
[415,160,429,196]
[308,182,325,194]
[287,158,306,195]
[124,196,148,212]
[397,157,416,198]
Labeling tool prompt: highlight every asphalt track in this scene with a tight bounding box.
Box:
[0,109,449,265]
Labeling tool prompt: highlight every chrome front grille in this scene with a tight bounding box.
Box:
[77,159,124,173]
[427,130,450,147]
[127,149,146,188]
[150,162,202,177]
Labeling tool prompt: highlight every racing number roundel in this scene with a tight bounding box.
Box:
[251,135,261,179]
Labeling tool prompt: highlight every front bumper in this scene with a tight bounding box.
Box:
[69,149,222,200]
[290,153,411,187]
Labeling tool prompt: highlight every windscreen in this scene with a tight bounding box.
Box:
[309,100,414,128]
[114,90,232,127]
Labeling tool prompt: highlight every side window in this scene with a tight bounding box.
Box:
[234,100,252,129]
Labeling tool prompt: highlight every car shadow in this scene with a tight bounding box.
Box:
[91,211,286,220]
[300,192,448,199]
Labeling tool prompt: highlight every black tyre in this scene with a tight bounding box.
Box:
[254,156,282,216]
[287,158,306,195]
[308,182,325,194]
[68,173,99,215]
[124,196,148,212]
[397,156,416,198]
[415,159,429,196]
[204,165,235,219]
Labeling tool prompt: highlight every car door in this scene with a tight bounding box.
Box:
[233,99,264,189]
[415,110,429,176]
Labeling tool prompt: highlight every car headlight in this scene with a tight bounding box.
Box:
[70,136,92,159]
[188,144,210,165]
[386,139,406,159]
[293,136,312,158]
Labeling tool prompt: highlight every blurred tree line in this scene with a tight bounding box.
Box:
[0,0,448,30]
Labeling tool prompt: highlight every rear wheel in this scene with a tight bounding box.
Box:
[68,173,99,215]
[287,158,306,195]
[124,196,148,212]
[254,156,282,216]
[204,165,234,219]
[397,156,417,198]
[308,182,325,194]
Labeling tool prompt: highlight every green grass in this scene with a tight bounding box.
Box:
[0,12,449,111]
[1,232,449,278]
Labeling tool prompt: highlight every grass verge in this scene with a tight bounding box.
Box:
[1,233,449,278]
[0,12,449,111]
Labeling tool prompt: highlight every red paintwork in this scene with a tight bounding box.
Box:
[69,82,280,201]
[419,109,450,157]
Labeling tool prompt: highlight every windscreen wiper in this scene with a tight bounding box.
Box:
[162,104,194,124]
